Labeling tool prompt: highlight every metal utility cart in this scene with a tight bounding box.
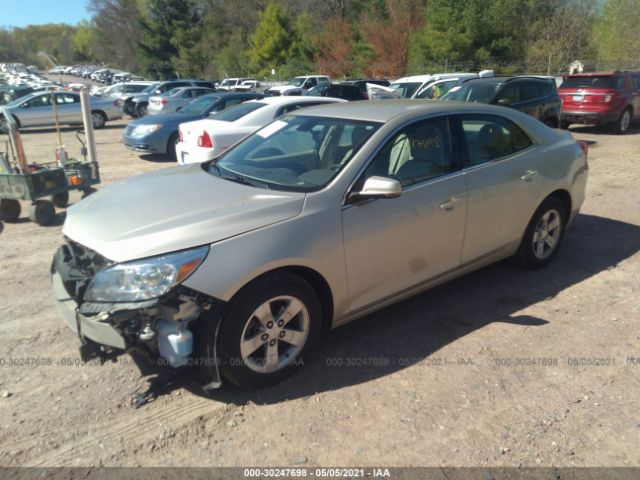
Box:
[0,98,101,226]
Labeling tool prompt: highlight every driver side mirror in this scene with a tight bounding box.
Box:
[348,176,402,203]
[497,98,511,107]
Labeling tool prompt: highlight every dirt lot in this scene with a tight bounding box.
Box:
[0,101,638,469]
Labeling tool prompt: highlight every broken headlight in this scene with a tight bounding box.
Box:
[84,246,209,302]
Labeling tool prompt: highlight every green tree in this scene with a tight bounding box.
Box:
[72,20,97,61]
[593,0,640,68]
[248,2,296,78]
[137,0,198,78]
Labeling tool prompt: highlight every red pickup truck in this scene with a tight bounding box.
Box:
[559,71,640,134]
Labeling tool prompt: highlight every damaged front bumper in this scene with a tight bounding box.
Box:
[50,241,224,387]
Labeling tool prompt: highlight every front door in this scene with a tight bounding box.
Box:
[342,116,467,312]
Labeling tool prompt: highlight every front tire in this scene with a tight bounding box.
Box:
[215,272,322,388]
[513,197,566,269]
[167,132,179,162]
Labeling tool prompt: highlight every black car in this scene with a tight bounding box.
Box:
[343,78,390,95]
[440,76,561,127]
[305,83,368,101]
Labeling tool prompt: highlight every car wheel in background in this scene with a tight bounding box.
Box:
[513,197,566,269]
[29,200,56,226]
[91,111,106,129]
[214,272,322,388]
[136,103,148,117]
[167,132,179,162]
[52,192,69,208]
[0,199,21,222]
[611,107,632,134]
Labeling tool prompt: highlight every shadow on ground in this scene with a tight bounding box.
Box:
[128,213,640,405]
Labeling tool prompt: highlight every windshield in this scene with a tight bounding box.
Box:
[560,76,624,89]
[141,83,162,94]
[440,82,501,103]
[181,95,220,115]
[209,115,380,192]
[287,77,305,87]
[389,82,422,98]
[219,79,235,87]
[209,101,266,122]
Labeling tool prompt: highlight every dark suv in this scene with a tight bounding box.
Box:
[559,71,640,134]
[440,76,562,127]
[123,79,216,117]
[304,83,368,101]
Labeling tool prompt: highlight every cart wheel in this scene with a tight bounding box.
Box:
[29,200,56,226]
[81,187,97,198]
[52,192,69,208]
[0,199,21,222]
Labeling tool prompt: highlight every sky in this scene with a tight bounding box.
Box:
[1,0,91,28]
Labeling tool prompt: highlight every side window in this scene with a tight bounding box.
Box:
[519,82,541,102]
[182,90,193,98]
[55,94,76,104]
[361,117,454,187]
[497,85,519,104]
[459,114,533,165]
[632,75,640,91]
[27,95,51,107]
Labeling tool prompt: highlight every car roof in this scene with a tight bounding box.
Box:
[287,99,518,122]
[392,73,474,84]
[248,96,345,106]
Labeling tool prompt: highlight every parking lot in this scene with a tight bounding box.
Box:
[0,110,639,467]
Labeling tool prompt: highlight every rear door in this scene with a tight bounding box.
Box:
[632,74,640,119]
[455,113,546,263]
[54,93,81,123]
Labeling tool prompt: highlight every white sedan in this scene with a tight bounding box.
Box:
[148,87,215,115]
[175,96,346,164]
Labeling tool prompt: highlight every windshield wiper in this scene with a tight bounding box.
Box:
[210,163,269,189]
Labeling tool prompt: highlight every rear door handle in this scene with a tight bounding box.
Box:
[520,170,538,182]
[439,196,463,211]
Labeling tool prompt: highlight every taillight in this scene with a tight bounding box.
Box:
[178,128,183,143]
[577,140,589,160]
[161,99,167,105]
[197,130,213,148]
[114,99,120,107]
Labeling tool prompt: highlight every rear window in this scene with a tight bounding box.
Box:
[560,76,624,89]
[210,101,266,122]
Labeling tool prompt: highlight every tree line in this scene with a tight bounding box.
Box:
[1,0,639,80]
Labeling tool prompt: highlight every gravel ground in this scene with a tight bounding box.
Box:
[0,96,638,469]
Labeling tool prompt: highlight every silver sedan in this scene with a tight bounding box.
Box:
[51,101,588,388]
[1,91,122,128]
[147,87,215,115]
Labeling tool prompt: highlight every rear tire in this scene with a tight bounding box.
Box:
[214,272,322,388]
[611,107,632,134]
[513,197,566,269]
[136,103,148,117]
[91,111,106,129]
[0,199,21,222]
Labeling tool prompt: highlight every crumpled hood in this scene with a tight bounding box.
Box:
[63,163,305,262]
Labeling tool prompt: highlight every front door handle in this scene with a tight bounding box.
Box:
[439,196,463,211]
[520,170,538,182]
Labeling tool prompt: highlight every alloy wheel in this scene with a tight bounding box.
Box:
[239,295,310,374]
[532,209,562,260]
